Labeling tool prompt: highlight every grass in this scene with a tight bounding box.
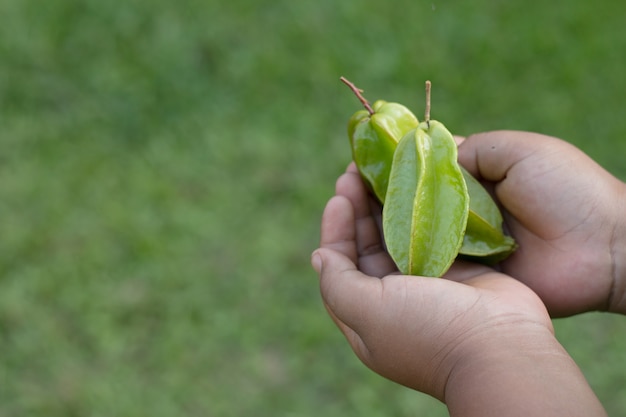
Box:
[1,0,626,415]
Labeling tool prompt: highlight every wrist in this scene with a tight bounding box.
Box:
[444,324,606,416]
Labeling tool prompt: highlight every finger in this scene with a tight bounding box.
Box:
[335,167,373,224]
[313,247,383,333]
[335,167,398,277]
[319,195,358,264]
[456,130,560,182]
[457,130,610,232]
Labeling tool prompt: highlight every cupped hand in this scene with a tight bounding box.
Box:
[311,164,553,401]
[457,131,626,316]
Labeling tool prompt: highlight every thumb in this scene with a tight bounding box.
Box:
[457,130,558,182]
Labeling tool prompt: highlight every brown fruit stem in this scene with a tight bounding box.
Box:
[340,76,375,115]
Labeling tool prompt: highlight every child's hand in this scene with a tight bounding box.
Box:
[311,165,606,415]
[457,131,626,316]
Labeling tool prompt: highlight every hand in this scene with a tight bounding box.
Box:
[457,131,626,316]
[311,164,551,398]
[311,165,605,415]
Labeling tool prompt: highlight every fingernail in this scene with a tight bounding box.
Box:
[311,251,323,275]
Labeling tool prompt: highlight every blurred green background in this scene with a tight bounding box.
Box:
[2,0,626,415]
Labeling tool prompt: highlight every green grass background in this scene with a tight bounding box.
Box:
[2,0,626,415]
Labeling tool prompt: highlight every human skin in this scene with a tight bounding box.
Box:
[312,167,606,416]
[311,130,626,415]
[456,131,626,317]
